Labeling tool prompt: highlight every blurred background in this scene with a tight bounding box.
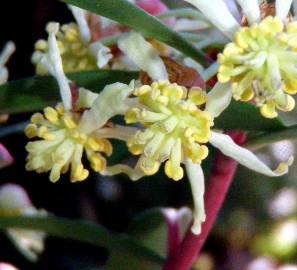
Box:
[0,0,296,269]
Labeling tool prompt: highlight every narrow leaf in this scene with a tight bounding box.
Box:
[0,71,138,114]
[0,216,164,265]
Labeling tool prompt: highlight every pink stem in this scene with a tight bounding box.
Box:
[166,215,182,257]
[163,131,247,270]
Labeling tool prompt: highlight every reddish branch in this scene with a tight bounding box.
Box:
[163,131,247,270]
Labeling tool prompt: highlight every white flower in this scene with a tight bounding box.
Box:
[184,0,297,118]
[32,6,112,75]
[0,184,46,261]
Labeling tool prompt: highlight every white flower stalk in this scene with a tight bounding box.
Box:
[103,32,294,234]
[0,41,15,85]
[0,184,46,261]
[26,28,135,183]
[32,7,112,75]
[185,0,297,118]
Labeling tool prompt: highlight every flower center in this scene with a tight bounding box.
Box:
[25,104,112,182]
[125,81,213,181]
[32,23,98,75]
[218,16,296,118]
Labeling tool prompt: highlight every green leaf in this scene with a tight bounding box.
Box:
[0,71,138,114]
[60,0,207,65]
[246,124,297,149]
[0,216,164,265]
[216,100,285,131]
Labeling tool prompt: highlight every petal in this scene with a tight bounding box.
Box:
[0,41,15,68]
[118,32,168,81]
[89,41,113,68]
[236,0,260,24]
[173,19,210,32]
[46,23,72,110]
[76,88,99,109]
[210,131,294,177]
[205,82,232,118]
[0,144,13,169]
[79,82,135,134]
[68,5,91,43]
[184,0,240,39]
[185,159,206,235]
[102,163,146,181]
[0,184,32,211]
[276,0,293,21]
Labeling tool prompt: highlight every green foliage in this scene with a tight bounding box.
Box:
[0,71,138,114]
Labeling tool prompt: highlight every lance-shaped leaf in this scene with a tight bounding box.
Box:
[0,71,138,114]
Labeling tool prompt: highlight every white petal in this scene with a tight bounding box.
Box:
[184,0,240,39]
[173,19,210,32]
[224,0,241,21]
[0,41,15,68]
[68,5,91,43]
[276,0,293,21]
[118,32,168,81]
[205,82,232,118]
[0,184,32,210]
[78,81,135,134]
[76,88,99,109]
[102,163,145,181]
[236,0,260,24]
[89,41,113,68]
[46,23,72,110]
[210,131,294,177]
[94,125,139,141]
[0,68,8,85]
[185,159,206,235]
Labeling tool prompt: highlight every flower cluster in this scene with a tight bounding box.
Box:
[24,2,297,235]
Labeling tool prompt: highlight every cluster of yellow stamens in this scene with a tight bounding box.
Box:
[25,104,112,182]
[125,81,213,181]
[218,16,297,118]
[32,23,97,75]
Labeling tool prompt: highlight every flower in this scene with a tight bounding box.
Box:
[26,23,134,183]
[0,184,47,261]
[125,81,212,180]
[32,6,112,75]
[102,32,294,234]
[185,0,297,118]
[25,104,112,182]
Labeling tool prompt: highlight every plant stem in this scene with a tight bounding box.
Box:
[163,132,246,270]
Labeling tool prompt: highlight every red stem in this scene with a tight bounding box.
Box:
[166,215,182,257]
[163,132,247,270]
